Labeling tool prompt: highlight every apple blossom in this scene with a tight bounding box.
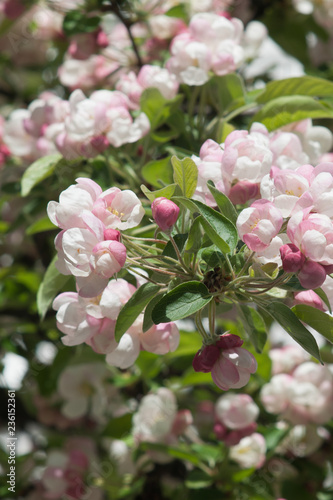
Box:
[237,199,283,252]
[229,433,266,469]
[193,333,257,391]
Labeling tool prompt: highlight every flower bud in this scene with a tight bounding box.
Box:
[298,260,326,289]
[103,228,121,242]
[280,243,305,273]
[151,197,179,232]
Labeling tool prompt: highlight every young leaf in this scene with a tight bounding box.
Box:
[152,281,211,324]
[291,304,333,344]
[115,283,161,342]
[37,256,70,319]
[257,76,333,104]
[172,155,198,198]
[238,305,267,353]
[266,302,322,362]
[251,95,333,131]
[141,156,173,188]
[207,181,238,225]
[141,183,178,202]
[21,154,62,196]
[26,217,56,235]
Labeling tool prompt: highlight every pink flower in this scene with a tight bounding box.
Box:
[237,199,283,252]
[193,333,257,391]
[222,124,273,191]
[55,213,127,297]
[288,210,333,266]
[298,260,326,289]
[48,179,145,231]
[151,197,179,232]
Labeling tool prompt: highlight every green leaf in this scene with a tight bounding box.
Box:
[266,302,322,362]
[37,256,70,319]
[21,154,62,196]
[194,200,237,254]
[115,283,161,342]
[142,293,164,332]
[207,181,238,225]
[257,76,333,104]
[26,217,56,235]
[186,216,202,253]
[141,156,173,187]
[251,96,333,131]
[140,183,179,202]
[103,413,132,438]
[185,470,213,489]
[208,74,245,114]
[140,88,183,130]
[238,305,267,353]
[201,246,224,269]
[162,233,188,260]
[63,10,100,36]
[291,304,333,344]
[151,281,211,324]
[175,197,238,254]
[139,442,201,466]
[171,155,198,198]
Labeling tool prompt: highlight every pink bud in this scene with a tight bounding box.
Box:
[104,228,121,241]
[280,243,306,273]
[298,260,326,289]
[97,30,109,48]
[216,333,244,349]
[228,181,259,205]
[214,421,227,440]
[294,290,325,311]
[193,345,220,372]
[151,197,179,232]
[171,409,193,435]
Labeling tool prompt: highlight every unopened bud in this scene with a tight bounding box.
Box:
[151,197,179,232]
[104,228,121,241]
[298,260,326,289]
[280,243,305,273]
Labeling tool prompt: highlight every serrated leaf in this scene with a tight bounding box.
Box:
[238,305,267,353]
[251,95,333,131]
[174,197,238,254]
[257,76,333,104]
[115,283,161,342]
[21,154,62,196]
[151,281,211,324]
[266,302,322,362]
[291,304,333,344]
[141,156,173,187]
[172,156,198,198]
[207,181,238,225]
[37,256,70,319]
